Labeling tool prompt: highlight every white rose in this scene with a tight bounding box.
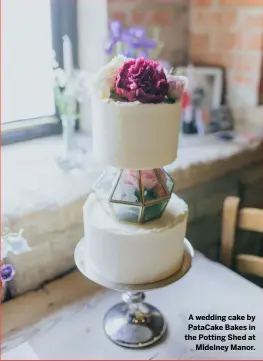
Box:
[90,54,127,98]
[54,68,67,88]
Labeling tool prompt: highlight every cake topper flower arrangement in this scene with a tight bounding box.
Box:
[91,55,188,104]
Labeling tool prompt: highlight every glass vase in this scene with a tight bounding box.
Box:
[61,115,76,158]
[56,115,85,172]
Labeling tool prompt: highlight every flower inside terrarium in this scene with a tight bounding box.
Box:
[124,170,169,201]
[108,168,174,223]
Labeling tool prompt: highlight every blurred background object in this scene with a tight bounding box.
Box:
[108,0,263,108]
[105,21,163,60]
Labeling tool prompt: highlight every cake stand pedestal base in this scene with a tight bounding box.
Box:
[103,291,166,348]
[74,238,194,349]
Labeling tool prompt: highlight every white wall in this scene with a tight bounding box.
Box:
[77,0,108,134]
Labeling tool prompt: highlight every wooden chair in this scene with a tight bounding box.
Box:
[221,196,263,278]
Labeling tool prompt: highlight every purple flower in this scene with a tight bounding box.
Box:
[1,264,15,282]
[115,58,169,103]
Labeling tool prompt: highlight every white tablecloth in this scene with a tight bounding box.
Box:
[2,343,39,360]
[5,252,263,360]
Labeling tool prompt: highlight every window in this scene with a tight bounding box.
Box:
[1,0,78,145]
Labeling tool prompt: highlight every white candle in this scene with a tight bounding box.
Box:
[63,35,73,79]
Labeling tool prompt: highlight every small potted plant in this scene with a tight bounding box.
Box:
[1,228,31,302]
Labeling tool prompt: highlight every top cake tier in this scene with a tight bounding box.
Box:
[90,56,187,170]
[92,98,182,170]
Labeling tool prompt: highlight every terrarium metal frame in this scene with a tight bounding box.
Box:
[108,168,174,224]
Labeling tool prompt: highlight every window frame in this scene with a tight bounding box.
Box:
[1,0,78,146]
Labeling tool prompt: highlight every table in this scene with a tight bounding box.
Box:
[3,252,263,360]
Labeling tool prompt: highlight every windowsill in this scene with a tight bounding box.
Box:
[2,133,101,218]
[1,116,58,133]
[2,130,262,218]
[2,128,263,297]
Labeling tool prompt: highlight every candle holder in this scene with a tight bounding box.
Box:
[53,38,88,173]
[56,115,86,173]
[94,168,174,223]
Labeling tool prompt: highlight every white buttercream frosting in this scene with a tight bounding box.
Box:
[91,98,182,169]
[88,192,187,234]
[83,192,188,284]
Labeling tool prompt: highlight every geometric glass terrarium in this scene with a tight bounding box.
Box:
[94,167,174,224]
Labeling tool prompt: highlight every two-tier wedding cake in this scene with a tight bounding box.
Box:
[84,56,188,285]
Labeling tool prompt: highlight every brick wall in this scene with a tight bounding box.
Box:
[189,0,263,106]
[107,0,263,107]
[108,0,190,66]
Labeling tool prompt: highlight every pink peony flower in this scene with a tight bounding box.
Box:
[124,169,168,197]
[115,58,169,103]
[141,170,159,189]
[167,75,188,102]
[124,170,158,190]
[124,170,139,188]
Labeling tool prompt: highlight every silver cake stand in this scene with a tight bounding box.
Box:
[74,238,194,349]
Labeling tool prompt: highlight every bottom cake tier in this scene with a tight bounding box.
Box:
[83,192,188,285]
